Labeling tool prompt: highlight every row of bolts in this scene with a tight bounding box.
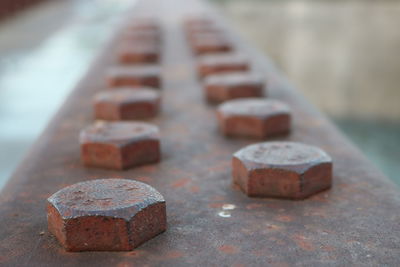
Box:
[46,9,333,252]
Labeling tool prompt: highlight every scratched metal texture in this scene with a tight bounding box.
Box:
[0,0,399,266]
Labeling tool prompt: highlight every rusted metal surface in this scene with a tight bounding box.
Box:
[0,0,399,265]
[47,178,166,251]
[232,142,332,199]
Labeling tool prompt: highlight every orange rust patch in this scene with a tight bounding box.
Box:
[266,223,283,231]
[292,234,315,251]
[246,203,263,210]
[116,262,133,267]
[165,250,184,259]
[275,215,293,222]
[126,249,146,257]
[208,203,223,208]
[321,245,335,252]
[189,185,200,193]
[171,178,191,188]
[218,245,239,254]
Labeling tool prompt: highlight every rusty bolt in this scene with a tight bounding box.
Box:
[120,30,161,44]
[94,88,161,120]
[80,121,160,170]
[107,65,161,88]
[197,53,249,78]
[217,98,291,139]
[232,141,332,199]
[125,18,160,32]
[188,31,227,45]
[192,38,232,55]
[204,72,265,103]
[117,43,160,64]
[47,178,166,251]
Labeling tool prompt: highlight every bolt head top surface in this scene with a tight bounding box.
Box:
[235,142,331,171]
[48,179,164,220]
[233,142,332,199]
[197,53,249,78]
[95,88,160,104]
[205,72,263,87]
[80,121,159,145]
[218,98,290,118]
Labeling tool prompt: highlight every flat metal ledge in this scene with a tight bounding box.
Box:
[0,0,399,266]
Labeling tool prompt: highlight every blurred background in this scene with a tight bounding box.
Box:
[0,0,399,189]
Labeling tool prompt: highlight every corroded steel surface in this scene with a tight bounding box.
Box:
[0,0,399,266]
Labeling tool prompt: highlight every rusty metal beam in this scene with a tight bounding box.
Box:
[0,0,399,266]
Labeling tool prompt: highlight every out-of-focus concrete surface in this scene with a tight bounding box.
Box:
[214,0,400,184]
[0,0,132,189]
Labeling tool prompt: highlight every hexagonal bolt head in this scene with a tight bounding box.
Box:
[117,43,160,64]
[125,20,160,33]
[187,29,226,44]
[107,65,161,88]
[120,30,161,44]
[80,121,160,170]
[197,53,249,79]
[232,141,332,199]
[47,179,166,251]
[94,88,161,120]
[192,38,233,55]
[217,98,291,139]
[204,72,265,103]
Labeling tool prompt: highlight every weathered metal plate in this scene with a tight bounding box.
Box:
[0,0,399,266]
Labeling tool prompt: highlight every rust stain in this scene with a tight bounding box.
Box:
[189,185,200,193]
[275,215,293,222]
[165,250,184,259]
[171,178,190,188]
[292,234,315,251]
[208,203,223,208]
[246,203,263,210]
[266,223,283,231]
[218,245,239,254]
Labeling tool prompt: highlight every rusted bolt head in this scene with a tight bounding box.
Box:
[107,65,161,88]
[80,121,160,170]
[47,178,166,251]
[232,141,332,199]
[217,98,291,138]
[125,18,160,32]
[120,30,161,44]
[197,53,249,78]
[204,72,265,103]
[192,38,233,55]
[94,88,161,120]
[117,43,160,64]
[188,32,227,45]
